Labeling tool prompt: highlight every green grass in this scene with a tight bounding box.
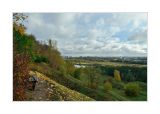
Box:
[108,89,129,101]
[126,91,147,101]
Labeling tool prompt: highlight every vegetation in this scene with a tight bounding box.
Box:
[13,13,147,101]
[104,82,112,92]
[125,82,140,97]
[73,68,81,79]
[26,71,94,101]
[13,13,30,101]
[13,54,30,100]
[114,70,121,81]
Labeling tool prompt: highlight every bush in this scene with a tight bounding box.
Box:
[136,81,147,91]
[104,82,112,92]
[112,81,125,90]
[73,68,81,79]
[107,76,114,83]
[125,82,140,96]
[13,53,30,101]
[90,83,98,89]
[32,55,49,63]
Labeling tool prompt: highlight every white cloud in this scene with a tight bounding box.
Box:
[96,18,105,26]
[24,13,147,57]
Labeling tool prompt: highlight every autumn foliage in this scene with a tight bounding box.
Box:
[13,13,65,100]
[12,13,147,101]
[114,69,121,81]
[13,13,30,100]
[13,54,30,100]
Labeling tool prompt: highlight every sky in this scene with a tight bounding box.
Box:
[24,13,147,57]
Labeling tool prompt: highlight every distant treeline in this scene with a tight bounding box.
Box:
[64,56,147,65]
[96,65,147,83]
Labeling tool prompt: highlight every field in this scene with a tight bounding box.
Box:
[63,57,147,101]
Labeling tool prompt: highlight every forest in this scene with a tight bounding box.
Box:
[13,13,147,101]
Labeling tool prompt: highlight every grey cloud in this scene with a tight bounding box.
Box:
[128,29,147,44]
[24,13,147,57]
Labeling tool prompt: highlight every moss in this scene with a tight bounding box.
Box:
[29,71,94,101]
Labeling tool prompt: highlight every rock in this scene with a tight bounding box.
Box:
[50,84,54,87]
[39,97,42,100]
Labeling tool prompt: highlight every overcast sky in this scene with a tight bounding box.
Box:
[24,13,147,57]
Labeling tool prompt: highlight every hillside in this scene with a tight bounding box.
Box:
[25,71,94,101]
[13,13,147,101]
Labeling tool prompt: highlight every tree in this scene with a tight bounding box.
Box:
[13,13,30,100]
[125,70,135,82]
[65,61,75,76]
[13,13,28,35]
[84,67,99,89]
[74,68,81,79]
[114,70,121,81]
[48,39,64,69]
[48,39,57,50]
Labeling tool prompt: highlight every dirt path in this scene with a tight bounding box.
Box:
[25,78,52,101]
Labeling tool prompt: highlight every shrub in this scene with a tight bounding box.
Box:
[136,81,147,91]
[114,70,121,81]
[104,82,112,92]
[107,76,114,83]
[90,83,98,89]
[32,55,49,63]
[112,81,125,90]
[125,82,140,96]
[13,53,30,101]
[73,68,81,79]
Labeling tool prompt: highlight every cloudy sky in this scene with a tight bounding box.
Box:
[24,13,147,57]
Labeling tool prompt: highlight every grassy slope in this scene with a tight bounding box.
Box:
[28,71,94,101]
[108,82,147,101]
[30,63,114,101]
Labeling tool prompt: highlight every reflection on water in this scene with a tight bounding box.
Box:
[74,64,86,68]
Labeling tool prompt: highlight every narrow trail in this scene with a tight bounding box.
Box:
[25,77,52,101]
[33,80,48,101]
